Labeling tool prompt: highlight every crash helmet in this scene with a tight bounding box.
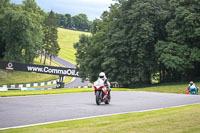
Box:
[190,81,193,85]
[99,72,106,81]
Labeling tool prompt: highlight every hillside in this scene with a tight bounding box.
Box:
[58,28,91,64]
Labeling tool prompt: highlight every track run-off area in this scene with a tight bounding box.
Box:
[0,91,200,130]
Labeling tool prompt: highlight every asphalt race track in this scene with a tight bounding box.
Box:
[0,91,200,129]
[52,57,90,88]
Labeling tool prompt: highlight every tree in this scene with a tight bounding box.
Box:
[0,2,43,63]
[90,18,101,34]
[72,14,91,31]
[75,0,200,86]
[155,0,200,82]
[43,10,60,64]
[55,13,91,31]
[74,35,92,80]
[65,14,73,28]
[0,0,10,58]
[74,0,172,87]
[56,13,68,28]
[23,0,37,12]
[0,0,10,10]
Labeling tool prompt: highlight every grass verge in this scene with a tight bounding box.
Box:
[1,82,199,97]
[0,88,137,97]
[0,88,93,97]
[0,71,58,85]
[1,103,200,133]
[132,82,200,94]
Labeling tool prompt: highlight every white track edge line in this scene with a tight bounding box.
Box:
[0,102,200,131]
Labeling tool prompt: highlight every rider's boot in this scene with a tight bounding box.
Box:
[108,90,111,99]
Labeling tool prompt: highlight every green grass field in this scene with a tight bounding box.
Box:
[57,28,90,64]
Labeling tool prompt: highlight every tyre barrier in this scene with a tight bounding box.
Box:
[0,86,93,91]
[73,86,93,88]
[0,87,53,91]
[0,79,60,91]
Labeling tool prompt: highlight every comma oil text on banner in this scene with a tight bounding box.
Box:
[0,61,79,77]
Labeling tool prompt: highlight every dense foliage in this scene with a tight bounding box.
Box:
[56,13,92,32]
[74,0,200,87]
[0,0,59,64]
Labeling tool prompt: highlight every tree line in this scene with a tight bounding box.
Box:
[0,0,92,64]
[74,0,200,87]
[0,0,60,64]
[56,13,92,32]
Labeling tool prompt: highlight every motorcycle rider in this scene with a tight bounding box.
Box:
[98,72,111,99]
[188,81,198,95]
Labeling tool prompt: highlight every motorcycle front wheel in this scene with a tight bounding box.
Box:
[96,91,101,105]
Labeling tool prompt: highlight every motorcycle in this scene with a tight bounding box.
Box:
[94,78,111,105]
[186,88,199,95]
[190,88,198,95]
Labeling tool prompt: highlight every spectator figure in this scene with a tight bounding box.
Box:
[188,81,198,95]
